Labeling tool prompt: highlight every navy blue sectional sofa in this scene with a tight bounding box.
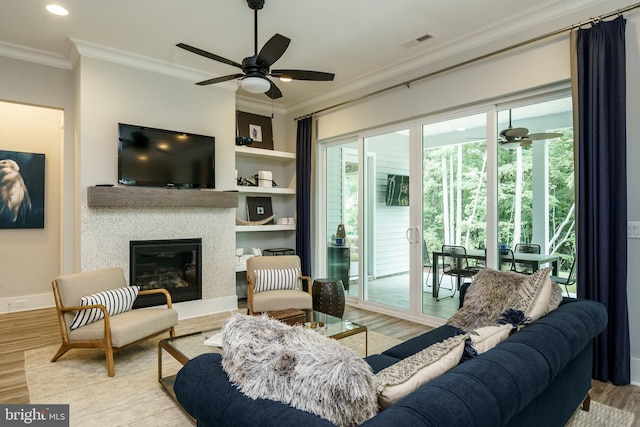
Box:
[174,298,607,427]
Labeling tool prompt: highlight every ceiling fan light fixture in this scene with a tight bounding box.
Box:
[501,141,522,150]
[241,76,271,93]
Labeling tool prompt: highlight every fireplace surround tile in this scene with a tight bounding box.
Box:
[81,206,235,302]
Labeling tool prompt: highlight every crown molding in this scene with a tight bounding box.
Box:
[0,40,71,70]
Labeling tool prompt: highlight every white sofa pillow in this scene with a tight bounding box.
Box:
[470,324,513,354]
[253,268,300,293]
[69,286,139,330]
[375,334,467,410]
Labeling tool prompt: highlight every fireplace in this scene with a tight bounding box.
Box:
[129,238,202,308]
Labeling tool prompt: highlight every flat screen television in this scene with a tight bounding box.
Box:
[118,123,215,189]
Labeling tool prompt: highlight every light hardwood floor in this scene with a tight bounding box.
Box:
[1,305,638,426]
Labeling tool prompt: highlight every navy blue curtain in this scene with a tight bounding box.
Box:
[575,16,630,385]
[296,117,313,277]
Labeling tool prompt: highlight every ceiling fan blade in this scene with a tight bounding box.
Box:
[265,80,283,99]
[256,34,290,67]
[270,69,335,81]
[176,43,243,69]
[196,74,244,86]
[526,132,563,140]
[503,127,529,138]
[519,139,533,147]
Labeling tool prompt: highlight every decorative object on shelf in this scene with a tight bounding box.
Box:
[236,215,276,226]
[257,170,273,188]
[237,111,274,150]
[336,224,346,239]
[246,196,274,224]
[385,174,409,206]
[0,150,45,229]
[235,136,253,146]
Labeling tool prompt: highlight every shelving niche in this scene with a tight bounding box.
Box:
[235,146,296,270]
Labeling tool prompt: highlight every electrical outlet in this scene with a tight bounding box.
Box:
[13,299,27,309]
[628,222,640,239]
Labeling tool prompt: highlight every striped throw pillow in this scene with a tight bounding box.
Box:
[69,286,140,330]
[254,268,301,293]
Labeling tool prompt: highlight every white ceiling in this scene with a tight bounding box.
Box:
[0,0,637,110]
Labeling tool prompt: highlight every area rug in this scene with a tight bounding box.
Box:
[25,320,400,427]
[565,400,634,427]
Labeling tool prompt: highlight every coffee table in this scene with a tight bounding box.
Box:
[158,311,367,399]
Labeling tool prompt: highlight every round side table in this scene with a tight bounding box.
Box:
[312,278,346,318]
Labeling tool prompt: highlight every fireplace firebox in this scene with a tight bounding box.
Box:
[129,238,202,308]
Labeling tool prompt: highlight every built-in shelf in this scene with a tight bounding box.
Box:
[235,146,296,161]
[235,224,296,232]
[87,186,238,208]
[236,186,296,195]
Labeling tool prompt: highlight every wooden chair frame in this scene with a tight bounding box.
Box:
[51,280,176,377]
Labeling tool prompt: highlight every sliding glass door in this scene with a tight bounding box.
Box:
[319,90,575,320]
[361,128,414,311]
[421,112,487,318]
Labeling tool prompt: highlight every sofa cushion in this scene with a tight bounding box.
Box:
[375,334,467,410]
[221,314,378,427]
[69,286,139,330]
[364,354,402,374]
[382,324,459,360]
[254,268,301,292]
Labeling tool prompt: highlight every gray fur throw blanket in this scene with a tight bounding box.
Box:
[221,314,378,427]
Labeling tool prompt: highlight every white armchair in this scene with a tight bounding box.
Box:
[246,255,312,315]
[51,267,178,376]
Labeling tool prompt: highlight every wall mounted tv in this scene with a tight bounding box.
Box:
[118,123,215,189]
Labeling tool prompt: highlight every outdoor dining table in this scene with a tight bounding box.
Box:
[430,248,559,298]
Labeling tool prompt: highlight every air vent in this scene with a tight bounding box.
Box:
[401,33,435,49]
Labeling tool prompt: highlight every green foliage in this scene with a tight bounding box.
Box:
[422,130,575,275]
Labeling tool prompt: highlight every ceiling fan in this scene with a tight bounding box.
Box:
[176,0,335,99]
[499,109,562,150]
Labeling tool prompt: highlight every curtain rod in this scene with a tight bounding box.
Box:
[294,2,640,121]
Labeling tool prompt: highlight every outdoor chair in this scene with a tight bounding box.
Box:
[514,243,542,274]
[246,255,313,315]
[500,248,517,271]
[437,245,477,301]
[51,267,178,377]
[551,257,577,297]
[423,240,435,290]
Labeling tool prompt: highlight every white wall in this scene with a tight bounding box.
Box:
[0,56,75,310]
[288,17,640,384]
[0,102,62,310]
[624,15,640,386]
[76,57,239,316]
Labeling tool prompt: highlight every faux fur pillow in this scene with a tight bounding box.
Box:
[221,314,378,427]
[374,334,467,410]
[447,268,527,331]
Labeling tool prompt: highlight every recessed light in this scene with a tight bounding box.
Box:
[46,4,69,16]
[279,77,292,82]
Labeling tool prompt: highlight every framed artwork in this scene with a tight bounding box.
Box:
[385,174,409,206]
[0,150,45,229]
[246,196,274,224]
[236,111,274,150]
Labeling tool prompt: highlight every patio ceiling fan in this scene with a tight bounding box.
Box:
[499,110,562,150]
[176,0,335,100]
